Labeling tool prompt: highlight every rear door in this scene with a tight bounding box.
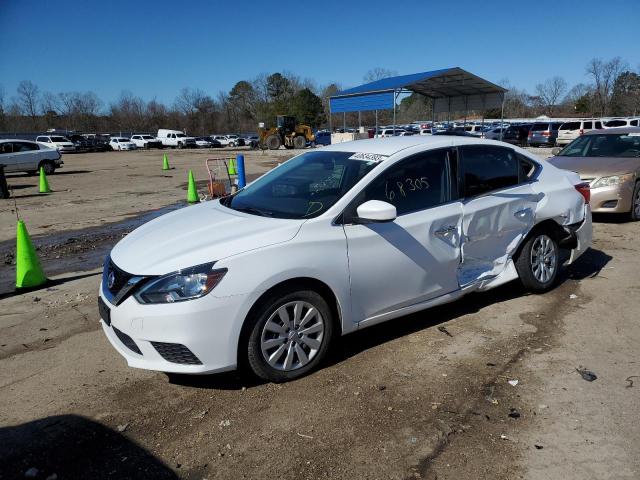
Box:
[13,141,41,171]
[458,145,539,286]
[343,148,463,322]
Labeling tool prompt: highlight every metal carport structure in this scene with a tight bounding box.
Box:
[329,67,507,135]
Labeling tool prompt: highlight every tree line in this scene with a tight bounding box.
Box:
[1,58,639,135]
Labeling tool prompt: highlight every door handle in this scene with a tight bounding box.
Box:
[434,225,457,236]
[514,208,532,219]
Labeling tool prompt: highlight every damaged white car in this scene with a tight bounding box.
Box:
[99,136,592,382]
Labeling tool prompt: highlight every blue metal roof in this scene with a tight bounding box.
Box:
[330,67,507,113]
[334,68,453,97]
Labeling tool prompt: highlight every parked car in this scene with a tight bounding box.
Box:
[194,137,213,148]
[502,124,532,146]
[432,127,473,136]
[375,128,402,138]
[314,131,331,146]
[527,122,563,147]
[556,119,604,146]
[109,137,137,151]
[243,135,260,148]
[99,136,591,382]
[212,135,244,147]
[0,139,63,174]
[419,128,433,135]
[549,127,640,219]
[130,134,163,149]
[603,117,640,128]
[35,135,76,153]
[483,127,506,140]
[463,125,486,136]
[157,129,197,149]
[68,134,94,152]
[206,136,223,148]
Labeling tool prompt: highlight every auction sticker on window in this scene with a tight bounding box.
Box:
[348,152,389,162]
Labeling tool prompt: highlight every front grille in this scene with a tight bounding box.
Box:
[151,342,202,365]
[106,259,133,296]
[113,327,142,355]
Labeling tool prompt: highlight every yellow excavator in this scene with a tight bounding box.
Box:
[259,115,315,150]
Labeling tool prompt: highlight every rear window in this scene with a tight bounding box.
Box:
[561,122,580,131]
[531,123,548,131]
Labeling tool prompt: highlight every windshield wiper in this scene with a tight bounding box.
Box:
[233,206,273,217]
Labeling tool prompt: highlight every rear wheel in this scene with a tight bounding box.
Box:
[246,290,334,382]
[631,181,640,221]
[515,231,559,293]
[265,134,281,150]
[293,135,306,149]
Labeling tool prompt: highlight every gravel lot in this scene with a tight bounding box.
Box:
[1,145,638,480]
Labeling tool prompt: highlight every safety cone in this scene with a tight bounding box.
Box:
[15,220,47,289]
[228,158,236,175]
[162,153,170,171]
[187,170,199,203]
[39,167,51,193]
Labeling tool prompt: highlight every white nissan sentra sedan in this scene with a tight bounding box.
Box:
[99,136,592,382]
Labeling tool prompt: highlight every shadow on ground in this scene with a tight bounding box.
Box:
[0,415,178,479]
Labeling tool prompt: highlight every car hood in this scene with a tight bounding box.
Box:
[110,201,305,275]
[548,155,640,178]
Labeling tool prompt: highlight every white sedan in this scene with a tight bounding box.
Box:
[0,139,63,175]
[109,137,137,151]
[99,136,592,382]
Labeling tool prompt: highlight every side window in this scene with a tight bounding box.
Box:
[631,120,639,127]
[517,154,538,182]
[595,121,602,129]
[16,142,39,152]
[461,145,519,197]
[0,143,13,154]
[355,149,453,216]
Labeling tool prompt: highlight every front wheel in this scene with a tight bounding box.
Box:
[515,232,559,293]
[246,290,334,382]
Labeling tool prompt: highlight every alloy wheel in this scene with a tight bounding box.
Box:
[260,301,325,371]
[530,234,557,284]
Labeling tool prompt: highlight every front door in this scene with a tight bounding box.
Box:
[343,148,463,323]
[458,145,540,286]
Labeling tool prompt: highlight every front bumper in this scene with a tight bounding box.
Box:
[98,281,252,374]
[589,182,634,213]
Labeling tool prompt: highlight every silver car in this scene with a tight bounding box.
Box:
[0,139,63,175]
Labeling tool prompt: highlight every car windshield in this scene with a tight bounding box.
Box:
[559,133,640,157]
[222,151,380,219]
[51,136,67,142]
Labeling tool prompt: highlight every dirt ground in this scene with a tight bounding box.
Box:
[1,146,638,480]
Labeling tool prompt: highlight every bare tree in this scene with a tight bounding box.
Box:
[363,67,397,83]
[586,57,628,115]
[16,80,40,128]
[534,76,568,116]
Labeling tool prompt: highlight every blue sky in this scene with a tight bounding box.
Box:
[1,0,639,108]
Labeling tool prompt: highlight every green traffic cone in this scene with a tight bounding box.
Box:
[16,220,47,289]
[39,167,51,193]
[162,153,170,170]
[228,158,236,175]
[187,170,199,203]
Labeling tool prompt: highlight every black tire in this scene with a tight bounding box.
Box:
[245,290,334,382]
[265,134,281,150]
[515,230,560,293]
[293,135,306,149]
[39,161,55,175]
[631,181,640,221]
[177,142,183,149]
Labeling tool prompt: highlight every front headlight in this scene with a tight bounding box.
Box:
[134,262,227,304]
[591,173,633,188]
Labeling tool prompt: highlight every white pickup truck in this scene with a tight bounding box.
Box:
[157,129,196,149]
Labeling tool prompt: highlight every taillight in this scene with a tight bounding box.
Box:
[542,131,551,137]
[528,131,533,137]
[579,129,584,135]
[575,182,590,204]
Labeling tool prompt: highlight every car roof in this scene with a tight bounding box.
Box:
[320,135,510,156]
[1,138,36,143]
[584,126,640,135]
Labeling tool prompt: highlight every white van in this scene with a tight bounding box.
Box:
[556,119,604,145]
[157,129,196,149]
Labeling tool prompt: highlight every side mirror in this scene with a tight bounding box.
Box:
[356,200,397,223]
[551,147,562,156]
